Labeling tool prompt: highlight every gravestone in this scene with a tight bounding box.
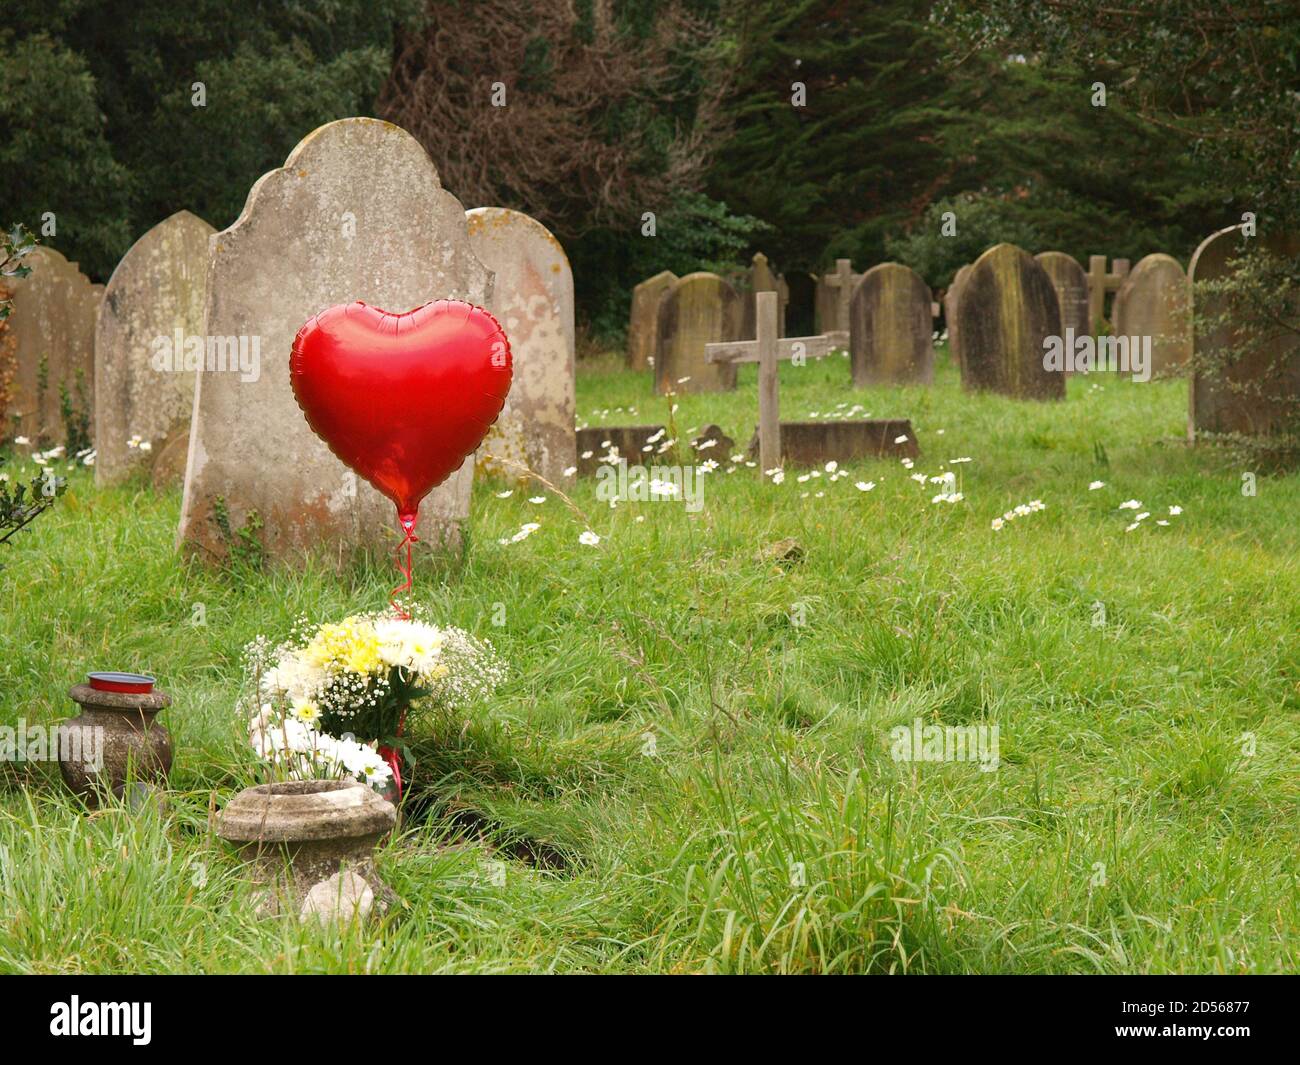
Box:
[575,425,667,475]
[1188,225,1300,444]
[1112,253,1191,377]
[943,264,972,368]
[1035,251,1090,341]
[957,244,1064,400]
[626,270,676,371]
[653,272,742,394]
[1086,256,1130,327]
[747,253,788,336]
[706,291,839,470]
[745,420,919,466]
[178,118,490,562]
[6,247,98,445]
[466,207,576,483]
[816,259,860,334]
[94,210,215,486]
[849,262,934,387]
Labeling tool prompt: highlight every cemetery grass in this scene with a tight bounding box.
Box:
[1,351,1297,974]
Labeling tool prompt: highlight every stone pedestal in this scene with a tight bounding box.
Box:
[215,780,397,921]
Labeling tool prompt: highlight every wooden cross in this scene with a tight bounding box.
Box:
[705,291,841,472]
[1086,255,1131,327]
[822,258,856,333]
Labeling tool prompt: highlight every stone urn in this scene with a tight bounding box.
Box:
[62,678,172,805]
[215,780,397,921]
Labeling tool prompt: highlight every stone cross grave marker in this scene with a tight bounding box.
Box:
[822,258,857,335]
[1086,255,1130,328]
[705,291,839,471]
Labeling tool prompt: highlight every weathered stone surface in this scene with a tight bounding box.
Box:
[178,118,488,562]
[691,423,734,463]
[150,425,190,490]
[7,247,98,445]
[216,779,396,913]
[943,264,972,367]
[626,271,676,371]
[745,252,788,337]
[1035,251,1090,341]
[1188,225,1300,443]
[300,870,376,925]
[576,424,666,475]
[745,419,919,466]
[466,207,575,483]
[814,260,860,334]
[1113,253,1191,377]
[94,211,214,487]
[653,272,742,394]
[957,244,1064,400]
[849,262,934,387]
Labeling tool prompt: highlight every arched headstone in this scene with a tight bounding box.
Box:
[7,247,98,445]
[1188,225,1300,442]
[1113,253,1191,377]
[1035,251,1090,341]
[653,272,742,394]
[95,210,214,486]
[943,263,972,368]
[466,207,576,483]
[626,271,676,371]
[957,243,1063,400]
[849,262,934,387]
[178,118,491,562]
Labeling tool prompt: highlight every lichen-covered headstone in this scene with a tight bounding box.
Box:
[653,272,742,394]
[626,271,676,371]
[7,247,98,445]
[466,207,575,483]
[1035,251,1090,341]
[943,263,971,367]
[1113,253,1191,377]
[957,243,1063,400]
[849,262,934,387]
[178,118,490,562]
[1188,225,1300,443]
[94,211,214,486]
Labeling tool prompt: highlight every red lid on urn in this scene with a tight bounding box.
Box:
[87,672,156,694]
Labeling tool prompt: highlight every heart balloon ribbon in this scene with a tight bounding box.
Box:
[291,299,512,617]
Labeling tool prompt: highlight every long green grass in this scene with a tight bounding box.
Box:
[0,351,1296,972]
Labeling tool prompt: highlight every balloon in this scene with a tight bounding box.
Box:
[291,300,512,525]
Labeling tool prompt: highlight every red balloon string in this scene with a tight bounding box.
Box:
[389,512,419,620]
[379,709,408,802]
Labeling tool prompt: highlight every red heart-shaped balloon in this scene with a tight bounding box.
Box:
[291,300,512,522]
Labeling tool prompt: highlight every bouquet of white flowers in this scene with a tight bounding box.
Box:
[243,611,506,796]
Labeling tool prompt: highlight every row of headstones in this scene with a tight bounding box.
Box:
[627,243,1203,403]
[3,118,578,562]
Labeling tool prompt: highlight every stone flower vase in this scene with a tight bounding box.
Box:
[215,780,397,920]
[62,683,173,805]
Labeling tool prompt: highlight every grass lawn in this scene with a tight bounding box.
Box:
[1,349,1296,973]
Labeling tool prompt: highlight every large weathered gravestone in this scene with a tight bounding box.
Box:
[1188,225,1300,444]
[957,244,1064,400]
[1035,251,1090,342]
[1113,253,1191,377]
[466,207,575,483]
[849,262,934,387]
[94,211,215,486]
[6,247,98,445]
[653,272,742,394]
[943,264,972,367]
[626,270,676,371]
[179,118,490,562]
